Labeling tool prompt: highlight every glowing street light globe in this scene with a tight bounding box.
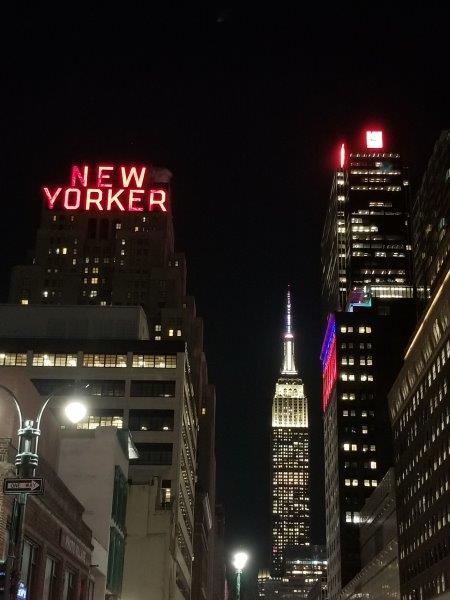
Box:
[233,552,248,572]
[65,401,87,424]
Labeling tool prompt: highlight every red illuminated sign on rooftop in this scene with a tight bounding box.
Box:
[42,165,168,213]
[365,130,383,149]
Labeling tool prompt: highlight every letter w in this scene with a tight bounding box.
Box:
[120,166,147,188]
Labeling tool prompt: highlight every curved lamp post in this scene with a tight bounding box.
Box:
[232,551,248,600]
[0,383,88,599]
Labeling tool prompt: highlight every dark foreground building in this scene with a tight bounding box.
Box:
[321,296,415,599]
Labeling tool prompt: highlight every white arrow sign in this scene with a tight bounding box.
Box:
[3,478,44,494]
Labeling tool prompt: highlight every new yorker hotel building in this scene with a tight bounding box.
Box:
[5,164,217,600]
[321,130,413,317]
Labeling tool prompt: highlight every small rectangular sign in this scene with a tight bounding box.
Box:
[3,478,44,495]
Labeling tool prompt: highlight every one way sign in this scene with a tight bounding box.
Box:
[3,478,44,495]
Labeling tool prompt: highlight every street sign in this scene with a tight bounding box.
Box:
[3,478,44,495]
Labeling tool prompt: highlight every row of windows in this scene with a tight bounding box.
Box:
[341,373,374,382]
[343,410,375,417]
[341,342,372,349]
[31,378,176,398]
[0,352,177,369]
[72,409,175,432]
[344,479,378,487]
[133,443,173,465]
[340,325,372,334]
[341,356,373,365]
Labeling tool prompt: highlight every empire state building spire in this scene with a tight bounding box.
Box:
[281,287,297,375]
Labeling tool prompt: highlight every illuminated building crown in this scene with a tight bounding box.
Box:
[281,287,297,375]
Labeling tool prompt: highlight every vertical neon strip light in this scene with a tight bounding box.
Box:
[320,315,337,412]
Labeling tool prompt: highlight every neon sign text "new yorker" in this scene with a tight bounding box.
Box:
[43,165,168,212]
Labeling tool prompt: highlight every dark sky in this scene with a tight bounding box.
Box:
[2,1,449,583]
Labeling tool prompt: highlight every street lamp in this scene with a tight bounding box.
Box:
[0,383,88,599]
[232,551,248,600]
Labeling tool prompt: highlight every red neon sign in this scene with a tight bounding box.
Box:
[366,130,383,149]
[322,336,337,412]
[43,165,168,213]
[340,143,346,168]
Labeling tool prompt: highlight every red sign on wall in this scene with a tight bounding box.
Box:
[43,165,168,213]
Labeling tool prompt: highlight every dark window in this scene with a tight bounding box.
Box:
[31,379,75,395]
[88,218,97,239]
[99,219,109,240]
[129,409,174,431]
[21,539,38,598]
[134,443,173,465]
[130,381,175,397]
[81,380,126,397]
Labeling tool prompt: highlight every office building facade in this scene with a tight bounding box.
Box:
[339,469,400,600]
[0,305,198,600]
[321,130,413,317]
[412,130,450,303]
[389,266,450,598]
[271,291,310,576]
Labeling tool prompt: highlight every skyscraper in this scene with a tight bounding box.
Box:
[321,130,413,317]
[320,129,417,600]
[271,289,310,577]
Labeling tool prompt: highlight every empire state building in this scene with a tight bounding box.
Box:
[271,289,310,576]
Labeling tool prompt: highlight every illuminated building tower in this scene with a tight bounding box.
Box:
[321,130,413,317]
[412,130,450,304]
[320,296,415,600]
[271,289,310,576]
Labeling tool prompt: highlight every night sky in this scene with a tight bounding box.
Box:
[2,2,449,585]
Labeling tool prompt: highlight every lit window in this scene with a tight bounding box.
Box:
[176,329,182,337]
[345,479,351,486]
[89,290,97,298]
[155,325,161,332]
[340,326,347,333]
[168,329,174,337]
[362,426,368,434]
[0,353,27,367]
[352,479,358,486]
[43,291,49,298]
[91,277,98,284]
[62,247,67,255]
[370,461,377,469]
[32,353,55,367]
[364,480,370,487]
[343,443,350,451]
[351,444,357,451]
[20,299,28,305]
[371,480,377,487]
